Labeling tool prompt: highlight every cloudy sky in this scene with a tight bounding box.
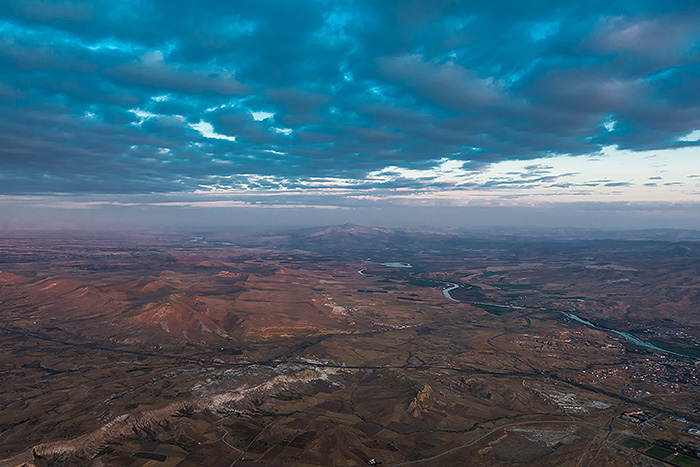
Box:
[1,0,699,229]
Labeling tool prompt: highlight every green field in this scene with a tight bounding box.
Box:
[482,270,507,277]
[670,453,699,467]
[649,340,700,359]
[623,438,649,449]
[645,445,674,460]
[407,279,442,287]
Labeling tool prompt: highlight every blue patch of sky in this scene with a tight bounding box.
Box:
[221,16,258,37]
[315,7,354,44]
[527,18,561,42]
[0,18,143,56]
[643,68,675,82]
[503,58,541,86]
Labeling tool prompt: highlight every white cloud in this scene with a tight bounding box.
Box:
[678,129,700,142]
[191,121,236,141]
[251,111,274,121]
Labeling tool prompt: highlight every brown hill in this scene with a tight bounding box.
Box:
[126,293,242,342]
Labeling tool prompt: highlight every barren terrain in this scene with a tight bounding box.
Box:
[1,226,699,466]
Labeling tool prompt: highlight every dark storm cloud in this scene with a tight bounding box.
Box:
[0,0,699,194]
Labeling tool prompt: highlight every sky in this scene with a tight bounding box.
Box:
[1,0,699,230]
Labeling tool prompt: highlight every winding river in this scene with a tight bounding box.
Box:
[357,267,696,361]
[442,283,694,360]
[442,283,460,302]
[556,310,688,358]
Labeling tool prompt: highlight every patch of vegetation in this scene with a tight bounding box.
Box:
[623,437,649,449]
[397,296,423,301]
[483,271,507,277]
[382,286,398,290]
[645,445,674,460]
[648,340,700,359]
[621,342,654,356]
[670,453,699,467]
[474,304,513,315]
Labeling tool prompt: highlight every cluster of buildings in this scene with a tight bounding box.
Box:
[585,357,700,398]
[626,358,700,392]
[645,328,700,347]
[620,409,654,424]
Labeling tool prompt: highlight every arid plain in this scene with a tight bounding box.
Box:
[1,225,700,466]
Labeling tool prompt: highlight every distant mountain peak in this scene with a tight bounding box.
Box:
[306,222,391,237]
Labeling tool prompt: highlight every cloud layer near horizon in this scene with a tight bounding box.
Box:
[0,0,699,199]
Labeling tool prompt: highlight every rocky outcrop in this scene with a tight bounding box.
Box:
[408,383,437,417]
[0,367,343,467]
